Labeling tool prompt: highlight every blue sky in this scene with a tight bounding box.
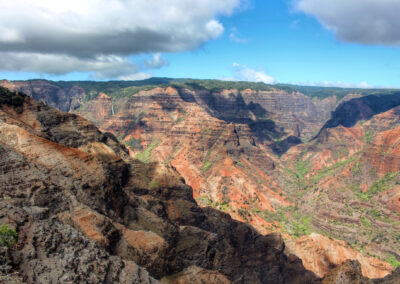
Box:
[0,0,399,88]
[154,1,400,88]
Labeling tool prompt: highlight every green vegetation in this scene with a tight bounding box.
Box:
[386,254,400,268]
[135,140,160,163]
[236,160,244,168]
[263,206,313,238]
[0,224,18,247]
[110,85,167,98]
[215,201,230,212]
[356,192,370,202]
[292,216,312,237]
[309,156,359,185]
[357,172,398,201]
[30,78,400,104]
[360,217,372,228]
[170,79,279,93]
[196,196,213,207]
[238,208,251,222]
[53,78,172,98]
[369,172,397,195]
[294,159,311,188]
[202,161,214,172]
[174,117,185,124]
[195,196,231,213]
[365,130,374,143]
[279,84,400,101]
[353,161,361,175]
[369,209,381,219]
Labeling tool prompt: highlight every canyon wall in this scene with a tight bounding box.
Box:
[2,80,400,279]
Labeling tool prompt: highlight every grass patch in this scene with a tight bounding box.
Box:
[368,172,397,195]
[196,196,213,207]
[369,209,381,219]
[353,161,361,175]
[293,159,311,188]
[263,206,313,238]
[309,156,358,185]
[360,217,372,228]
[135,140,160,163]
[386,255,400,268]
[357,172,398,201]
[202,161,214,172]
[365,130,374,144]
[215,201,230,212]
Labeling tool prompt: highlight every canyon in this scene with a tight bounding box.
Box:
[1,79,400,282]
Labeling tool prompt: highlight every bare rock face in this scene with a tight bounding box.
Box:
[162,266,231,284]
[322,260,370,284]
[0,80,85,112]
[286,233,393,279]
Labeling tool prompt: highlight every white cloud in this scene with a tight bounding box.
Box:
[294,80,373,89]
[295,0,400,46]
[116,72,152,81]
[229,27,248,43]
[231,62,275,84]
[0,52,143,79]
[0,0,244,78]
[145,53,169,69]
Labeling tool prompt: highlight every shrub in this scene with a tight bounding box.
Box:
[0,225,18,247]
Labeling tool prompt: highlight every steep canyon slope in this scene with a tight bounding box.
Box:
[0,87,324,283]
[2,79,400,280]
[3,86,399,283]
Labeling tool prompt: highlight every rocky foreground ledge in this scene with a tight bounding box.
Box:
[0,87,399,283]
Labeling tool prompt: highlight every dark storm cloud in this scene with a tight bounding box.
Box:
[296,0,400,46]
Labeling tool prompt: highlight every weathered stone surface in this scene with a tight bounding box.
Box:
[286,233,393,279]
